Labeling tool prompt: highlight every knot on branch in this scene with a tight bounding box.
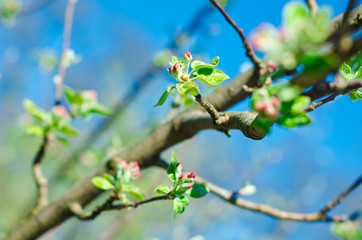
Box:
[226,111,265,140]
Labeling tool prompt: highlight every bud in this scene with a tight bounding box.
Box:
[175,162,181,168]
[167,62,183,81]
[271,96,280,108]
[266,61,278,72]
[183,51,192,64]
[52,105,71,119]
[187,172,196,179]
[130,161,140,178]
[133,170,140,178]
[187,183,193,189]
[131,161,139,169]
[180,173,186,179]
[254,101,265,111]
[260,68,268,76]
[82,90,98,101]
[119,160,129,170]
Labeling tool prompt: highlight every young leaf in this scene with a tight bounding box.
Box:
[64,86,84,104]
[167,152,178,181]
[26,125,45,137]
[277,85,301,101]
[191,56,219,70]
[92,176,114,190]
[23,99,50,123]
[129,186,145,201]
[173,197,185,214]
[57,122,78,136]
[196,68,229,85]
[291,96,311,113]
[154,86,175,107]
[339,63,352,80]
[55,135,70,145]
[154,185,171,195]
[89,103,113,116]
[103,173,115,185]
[179,195,189,206]
[175,82,199,96]
[188,184,209,198]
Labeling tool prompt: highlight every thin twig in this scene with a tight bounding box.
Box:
[54,0,77,105]
[31,135,49,213]
[304,93,339,112]
[306,0,318,17]
[209,0,262,66]
[69,194,171,220]
[320,175,362,215]
[334,0,357,52]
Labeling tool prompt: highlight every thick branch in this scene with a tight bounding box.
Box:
[209,0,262,66]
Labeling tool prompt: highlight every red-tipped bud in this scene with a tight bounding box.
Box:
[133,170,140,178]
[260,68,268,76]
[184,51,191,59]
[187,172,196,179]
[172,62,181,72]
[131,161,139,169]
[175,162,181,168]
[266,61,278,72]
[180,173,186,179]
[82,90,98,101]
[271,96,280,108]
[254,101,264,111]
[269,109,278,118]
[53,105,71,119]
[119,160,129,170]
[187,183,193,189]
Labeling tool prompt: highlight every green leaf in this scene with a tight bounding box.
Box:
[103,173,115,185]
[55,135,70,145]
[26,125,45,137]
[189,184,209,198]
[92,176,114,190]
[167,152,178,181]
[196,68,229,85]
[129,186,145,201]
[278,114,311,128]
[191,56,219,70]
[57,122,78,136]
[291,96,311,113]
[173,197,185,214]
[179,195,189,206]
[252,118,272,134]
[64,86,84,104]
[176,82,199,96]
[277,85,301,101]
[349,90,362,101]
[339,63,353,80]
[23,99,50,123]
[89,103,112,116]
[285,2,308,29]
[154,185,171,195]
[154,86,175,107]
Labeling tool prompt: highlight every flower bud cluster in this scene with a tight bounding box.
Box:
[52,105,71,119]
[260,61,279,76]
[173,160,196,195]
[253,88,280,118]
[119,160,140,179]
[167,51,193,82]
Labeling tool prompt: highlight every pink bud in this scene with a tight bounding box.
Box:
[53,105,71,119]
[269,109,278,118]
[180,173,186,179]
[266,62,278,72]
[82,90,98,101]
[175,162,181,168]
[187,172,196,179]
[131,161,139,169]
[133,170,140,178]
[261,104,269,112]
[260,68,268,76]
[254,101,264,110]
[172,62,181,72]
[184,51,191,59]
[187,183,193,189]
[271,96,280,108]
[119,160,129,170]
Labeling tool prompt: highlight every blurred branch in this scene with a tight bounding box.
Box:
[306,0,318,17]
[69,194,171,220]
[304,93,339,112]
[209,0,262,66]
[31,135,49,213]
[18,0,56,16]
[195,175,360,222]
[54,0,77,105]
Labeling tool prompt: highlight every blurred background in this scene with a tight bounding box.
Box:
[0,0,361,239]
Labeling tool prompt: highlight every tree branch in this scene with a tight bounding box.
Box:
[304,93,339,112]
[306,0,318,17]
[31,135,49,213]
[209,0,262,66]
[54,0,77,105]
[69,194,171,220]
[195,175,360,222]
